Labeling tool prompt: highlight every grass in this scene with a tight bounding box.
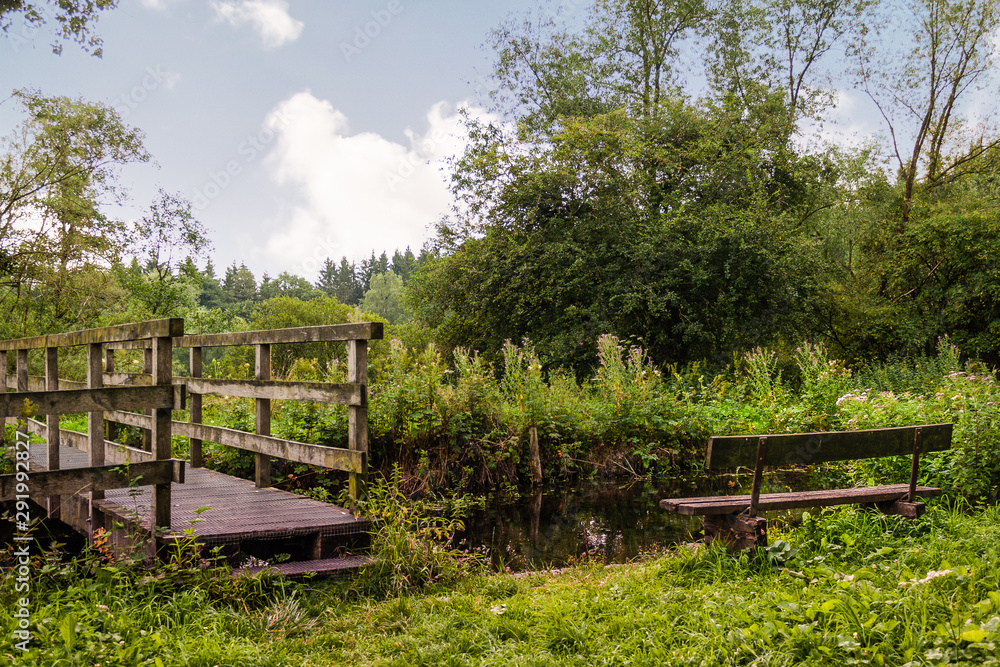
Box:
[3,501,1000,665]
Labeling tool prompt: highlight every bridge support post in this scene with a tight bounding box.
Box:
[347,338,368,511]
[45,346,60,519]
[189,347,203,468]
[152,335,173,552]
[254,343,271,488]
[87,343,105,536]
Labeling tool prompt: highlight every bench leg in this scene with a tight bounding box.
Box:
[703,514,768,551]
[872,500,926,519]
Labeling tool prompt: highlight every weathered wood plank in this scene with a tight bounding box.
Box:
[255,343,271,488]
[0,319,183,351]
[189,347,203,468]
[0,385,185,418]
[9,373,155,391]
[105,410,152,429]
[174,322,384,348]
[659,484,943,515]
[348,338,369,507]
[0,459,184,500]
[45,347,61,519]
[706,424,953,469]
[185,377,364,404]
[6,376,45,391]
[171,421,364,473]
[25,418,155,464]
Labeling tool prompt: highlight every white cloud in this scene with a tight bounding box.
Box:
[259,91,492,277]
[795,89,881,153]
[211,0,303,49]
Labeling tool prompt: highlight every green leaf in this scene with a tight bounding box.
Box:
[959,628,988,643]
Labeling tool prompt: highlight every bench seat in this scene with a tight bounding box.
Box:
[660,483,943,516]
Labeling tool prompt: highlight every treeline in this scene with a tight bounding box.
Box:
[195,248,430,321]
[5,0,1000,383]
[407,0,1000,373]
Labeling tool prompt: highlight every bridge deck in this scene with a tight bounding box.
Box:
[28,442,369,559]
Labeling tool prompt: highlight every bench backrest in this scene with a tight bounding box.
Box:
[706,423,953,470]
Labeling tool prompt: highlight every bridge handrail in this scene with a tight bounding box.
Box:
[1,319,180,545]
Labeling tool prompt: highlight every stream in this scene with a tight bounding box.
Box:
[454,470,819,571]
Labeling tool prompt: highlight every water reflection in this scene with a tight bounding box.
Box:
[455,470,819,571]
[455,479,709,571]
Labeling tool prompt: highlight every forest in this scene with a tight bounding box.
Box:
[3,0,1000,664]
[4,0,1000,490]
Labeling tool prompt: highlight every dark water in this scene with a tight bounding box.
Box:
[454,477,725,571]
[454,471,818,571]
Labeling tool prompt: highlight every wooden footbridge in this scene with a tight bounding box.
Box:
[0,318,381,576]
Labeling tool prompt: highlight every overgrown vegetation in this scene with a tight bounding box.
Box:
[4,501,1000,665]
[190,333,1000,504]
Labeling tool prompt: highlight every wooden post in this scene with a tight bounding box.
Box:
[347,339,368,509]
[749,436,767,517]
[151,336,173,541]
[87,343,105,534]
[45,346,61,519]
[254,343,271,488]
[529,426,543,486]
[16,349,27,392]
[189,347,203,468]
[142,348,153,451]
[104,348,118,443]
[908,427,922,502]
[15,349,28,436]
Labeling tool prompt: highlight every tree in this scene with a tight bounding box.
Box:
[222,262,257,305]
[1,0,118,56]
[415,104,823,370]
[260,271,322,301]
[855,0,1000,232]
[122,189,211,316]
[0,89,149,334]
[197,259,226,309]
[362,271,410,324]
[315,256,363,304]
[390,247,418,283]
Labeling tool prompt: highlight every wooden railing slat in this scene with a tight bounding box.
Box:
[0,459,184,500]
[171,421,364,473]
[185,377,364,404]
[0,319,183,351]
[0,385,184,418]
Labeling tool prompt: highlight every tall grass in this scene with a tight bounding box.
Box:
[5,503,1000,665]
[194,335,1000,502]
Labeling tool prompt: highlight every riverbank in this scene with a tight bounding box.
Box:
[3,502,999,665]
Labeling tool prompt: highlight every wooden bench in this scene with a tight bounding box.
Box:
[660,423,953,549]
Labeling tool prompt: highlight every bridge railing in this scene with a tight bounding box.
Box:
[104,321,382,509]
[0,319,186,536]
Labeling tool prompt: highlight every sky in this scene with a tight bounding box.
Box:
[1,0,550,280]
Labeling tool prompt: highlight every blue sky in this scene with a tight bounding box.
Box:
[2,0,545,279]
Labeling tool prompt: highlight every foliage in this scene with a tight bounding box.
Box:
[4,503,1000,665]
[0,89,149,337]
[349,466,485,598]
[361,271,410,324]
[0,0,118,56]
[118,189,210,318]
